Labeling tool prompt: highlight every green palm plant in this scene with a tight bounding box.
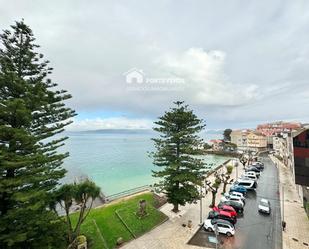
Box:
[52,180,100,248]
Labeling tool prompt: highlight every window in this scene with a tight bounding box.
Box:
[239,182,251,187]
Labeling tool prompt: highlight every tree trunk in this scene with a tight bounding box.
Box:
[211,192,216,207]
[223,183,227,193]
[172,203,179,213]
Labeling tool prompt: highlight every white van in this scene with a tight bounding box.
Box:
[234,178,257,190]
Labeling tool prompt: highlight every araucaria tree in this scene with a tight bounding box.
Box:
[152,101,206,213]
[223,128,232,142]
[0,21,75,248]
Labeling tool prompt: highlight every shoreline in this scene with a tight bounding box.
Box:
[91,157,233,209]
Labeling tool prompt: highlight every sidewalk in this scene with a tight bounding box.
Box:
[270,155,309,249]
[122,161,238,249]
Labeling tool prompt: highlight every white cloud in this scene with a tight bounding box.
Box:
[158,48,259,106]
[67,117,153,131]
[2,0,309,128]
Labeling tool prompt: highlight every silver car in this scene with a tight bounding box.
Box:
[258,198,271,214]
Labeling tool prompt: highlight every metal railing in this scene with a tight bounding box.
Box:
[105,185,152,201]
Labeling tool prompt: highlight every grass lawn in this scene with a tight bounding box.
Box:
[71,192,168,249]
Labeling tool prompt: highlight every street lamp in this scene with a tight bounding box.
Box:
[233,159,239,179]
[214,223,219,249]
[199,185,203,225]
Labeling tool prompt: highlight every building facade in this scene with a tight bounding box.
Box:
[257,121,302,137]
[231,130,267,152]
[257,121,302,149]
[275,127,309,208]
[231,130,249,151]
[292,129,309,186]
[209,139,224,151]
[247,132,267,152]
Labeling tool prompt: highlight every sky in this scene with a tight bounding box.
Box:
[1,0,309,131]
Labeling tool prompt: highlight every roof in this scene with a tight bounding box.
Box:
[123,67,145,76]
[247,131,266,136]
[231,129,251,134]
[292,127,309,138]
[209,139,223,144]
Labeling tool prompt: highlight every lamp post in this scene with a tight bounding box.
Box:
[233,159,239,179]
[214,223,219,249]
[199,185,203,225]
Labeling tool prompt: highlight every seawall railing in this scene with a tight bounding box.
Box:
[105,185,152,202]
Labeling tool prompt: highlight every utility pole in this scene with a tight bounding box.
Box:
[281,185,286,231]
[282,185,284,221]
[214,223,219,249]
[199,186,203,225]
[234,159,239,179]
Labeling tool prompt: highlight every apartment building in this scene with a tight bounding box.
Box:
[209,139,224,151]
[231,130,249,151]
[257,121,302,136]
[247,131,267,152]
[231,130,267,152]
[273,127,309,208]
[257,121,302,148]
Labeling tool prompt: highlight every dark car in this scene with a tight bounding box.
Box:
[208,210,237,224]
[229,185,247,195]
[252,162,264,170]
[219,200,244,214]
[245,166,261,176]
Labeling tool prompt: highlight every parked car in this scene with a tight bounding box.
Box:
[241,173,258,182]
[228,195,245,206]
[213,205,237,217]
[229,185,247,195]
[244,171,258,178]
[207,210,237,225]
[252,162,264,170]
[234,178,257,190]
[229,191,246,203]
[219,200,244,214]
[245,166,261,176]
[203,218,235,237]
[258,198,271,214]
[254,161,264,166]
[221,193,245,206]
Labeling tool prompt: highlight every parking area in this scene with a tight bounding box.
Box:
[188,156,283,249]
[188,227,227,248]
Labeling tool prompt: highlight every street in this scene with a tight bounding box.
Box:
[189,155,283,249]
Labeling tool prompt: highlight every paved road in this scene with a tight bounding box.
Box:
[189,155,283,249]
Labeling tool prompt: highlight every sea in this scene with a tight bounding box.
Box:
[60,130,227,196]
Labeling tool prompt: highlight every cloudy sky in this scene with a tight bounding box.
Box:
[1,0,309,130]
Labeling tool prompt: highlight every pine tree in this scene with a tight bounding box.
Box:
[152,101,206,212]
[0,21,75,248]
[223,128,232,142]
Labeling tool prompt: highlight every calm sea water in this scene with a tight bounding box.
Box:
[60,131,226,195]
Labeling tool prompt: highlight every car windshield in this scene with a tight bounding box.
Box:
[260,201,269,207]
[211,219,217,225]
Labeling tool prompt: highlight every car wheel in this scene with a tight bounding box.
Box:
[207,227,213,232]
[226,232,232,237]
